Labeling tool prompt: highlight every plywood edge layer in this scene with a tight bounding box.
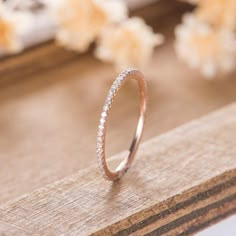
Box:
[95,170,235,235]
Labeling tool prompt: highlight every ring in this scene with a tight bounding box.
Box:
[96,69,147,181]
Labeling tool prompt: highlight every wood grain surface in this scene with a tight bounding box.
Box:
[0,7,236,205]
[0,103,235,235]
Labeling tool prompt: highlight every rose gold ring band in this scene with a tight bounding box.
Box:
[96,69,147,181]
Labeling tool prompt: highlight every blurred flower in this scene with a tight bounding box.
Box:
[175,14,236,78]
[196,0,236,31]
[52,0,127,52]
[95,17,164,71]
[0,3,30,53]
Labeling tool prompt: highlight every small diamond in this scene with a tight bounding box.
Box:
[106,98,112,106]
[97,136,103,142]
[100,118,106,125]
[126,69,132,74]
[115,80,121,86]
[97,142,103,148]
[99,124,104,130]
[121,72,127,77]
[101,112,107,118]
[103,105,109,111]
[96,148,103,155]
[107,94,112,100]
[96,145,101,151]
[111,83,116,89]
[97,130,103,136]
[118,75,125,83]
[97,135,103,141]
[111,83,118,91]
[97,153,103,160]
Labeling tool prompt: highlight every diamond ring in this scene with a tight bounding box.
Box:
[96,69,147,181]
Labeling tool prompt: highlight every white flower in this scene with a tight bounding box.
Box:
[0,3,31,53]
[196,0,236,31]
[51,0,127,52]
[175,14,236,78]
[95,17,164,71]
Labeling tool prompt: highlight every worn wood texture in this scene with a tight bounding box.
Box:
[0,103,235,235]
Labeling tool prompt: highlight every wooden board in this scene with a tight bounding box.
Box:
[0,103,235,235]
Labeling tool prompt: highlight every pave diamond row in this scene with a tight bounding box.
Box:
[96,69,135,179]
